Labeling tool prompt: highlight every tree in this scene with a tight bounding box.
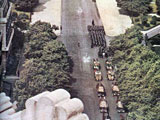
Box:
[110,26,160,119]
[13,13,30,30]
[118,0,151,15]
[25,21,57,59]
[14,22,72,110]
[15,0,39,12]
[41,41,72,72]
[27,21,57,40]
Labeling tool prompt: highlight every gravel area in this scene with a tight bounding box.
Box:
[96,0,132,36]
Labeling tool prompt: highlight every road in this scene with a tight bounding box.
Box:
[60,0,121,119]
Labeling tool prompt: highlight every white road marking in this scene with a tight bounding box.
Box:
[82,54,91,63]
[77,7,83,15]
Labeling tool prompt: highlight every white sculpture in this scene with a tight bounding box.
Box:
[0,89,89,120]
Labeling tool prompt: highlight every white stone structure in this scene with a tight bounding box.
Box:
[0,89,89,120]
[141,25,160,39]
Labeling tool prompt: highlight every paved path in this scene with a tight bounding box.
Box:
[60,0,121,119]
[96,0,132,36]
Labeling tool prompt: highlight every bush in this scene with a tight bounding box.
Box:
[141,16,148,25]
[150,20,157,25]
[150,16,157,25]
[14,20,29,30]
[13,13,30,30]
[152,16,157,21]
[135,18,140,22]
[157,17,160,21]
[145,23,150,27]
[18,13,29,20]
[157,10,160,15]
[136,23,143,29]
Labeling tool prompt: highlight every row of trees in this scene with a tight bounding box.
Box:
[110,26,160,120]
[117,0,152,15]
[15,0,39,12]
[13,21,73,110]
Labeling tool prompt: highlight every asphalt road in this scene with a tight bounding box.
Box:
[60,0,122,119]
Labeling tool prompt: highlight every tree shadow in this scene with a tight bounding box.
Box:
[69,76,78,98]
[33,0,51,12]
[70,88,79,98]
[68,56,74,73]
[118,8,139,17]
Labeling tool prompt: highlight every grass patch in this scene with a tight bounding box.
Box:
[150,0,157,13]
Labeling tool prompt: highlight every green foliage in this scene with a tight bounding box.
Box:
[117,0,152,15]
[18,13,29,20]
[150,20,156,25]
[110,27,160,119]
[13,13,30,30]
[14,22,72,110]
[133,15,160,31]
[134,18,140,22]
[145,23,150,27]
[148,34,160,55]
[24,21,57,58]
[156,0,160,15]
[27,21,57,40]
[15,0,39,12]
[110,26,142,52]
[141,16,148,25]
[157,9,160,15]
[150,16,157,25]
